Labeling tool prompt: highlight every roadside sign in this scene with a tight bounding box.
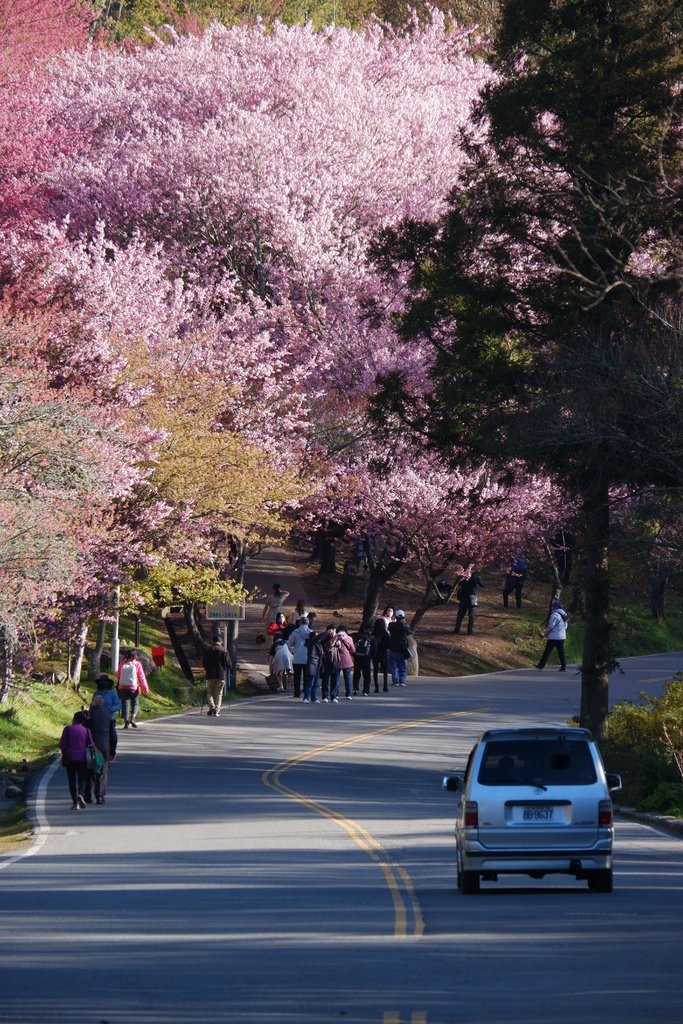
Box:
[206,601,246,622]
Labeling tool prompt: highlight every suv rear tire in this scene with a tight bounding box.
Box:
[587,869,613,893]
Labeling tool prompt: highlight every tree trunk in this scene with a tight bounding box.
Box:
[650,573,668,621]
[0,628,13,703]
[184,602,208,658]
[360,559,404,628]
[71,619,89,689]
[162,612,195,682]
[317,534,337,574]
[542,537,563,602]
[580,476,611,742]
[410,586,450,633]
[87,618,108,678]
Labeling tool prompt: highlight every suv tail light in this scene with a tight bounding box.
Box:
[598,800,613,826]
[464,801,479,827]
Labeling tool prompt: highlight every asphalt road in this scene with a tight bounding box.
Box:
[1,652,682,1024]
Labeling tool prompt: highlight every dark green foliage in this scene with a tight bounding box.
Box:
[373,0,683,739]
[604,676,683,810]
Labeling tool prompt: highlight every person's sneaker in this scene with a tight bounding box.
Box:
[123,720,130,729]
[71,803,79,810]
[96,797,103,804]
[77,795,86,808]
[312,699,321,704]
[323,697,329,703]
[130,720,138,728]
[363,691,369,696]
[383,686,389,692]
[303,698,310,703]
[399,682,406,687]
[332,697,339,703]
[345,695,352,700]
[276,686,284,692]
[214,711,220,717]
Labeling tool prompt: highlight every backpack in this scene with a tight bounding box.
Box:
[119,662,137,689]
[355,634,373,658]
[306,633,325,672]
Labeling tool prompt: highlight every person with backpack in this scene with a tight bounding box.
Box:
[303,624,324,704]
[454,568,484,635]
[372,606,393,693]
[95,674,121,721]
[320,625,342,703]
[334,625,356,700]
[387,610,412,687]
[536,598,569,671]
[352,625,377,696]
[202,638,232,717]
[83,692,118,805]
[270,636,294,692]
[116,649,149,729]
[502,554,528,609]
[287,616,312,698]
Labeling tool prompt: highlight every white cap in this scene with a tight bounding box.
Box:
[395,610,405,618]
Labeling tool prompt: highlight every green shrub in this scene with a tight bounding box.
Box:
[604,675,683,814]
[639,781,683,817]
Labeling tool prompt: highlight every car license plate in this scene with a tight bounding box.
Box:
[521,805,554,821]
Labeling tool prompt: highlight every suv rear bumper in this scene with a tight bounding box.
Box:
[462,846,612,874]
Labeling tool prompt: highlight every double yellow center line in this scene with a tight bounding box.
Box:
[261,709,479,938]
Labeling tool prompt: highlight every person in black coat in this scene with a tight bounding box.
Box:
[387,610,412,687]
[454,570,484,635]
[202,639,232,717]
[502,555,527,609]
[84,693,118,805]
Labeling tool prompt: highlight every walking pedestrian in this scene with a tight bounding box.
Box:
[454,569,484,635]
[202,637,232,717]
[372,606,393,692]
[95,674,121,721]
[536,599,569,670]
[503,555,528,609]
[352,625,376,695]
[83,693,118,804]
[59,711,96,810]
[116,649,149,728]
[387,610,411,687]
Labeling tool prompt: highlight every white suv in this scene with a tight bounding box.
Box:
[443,726,621,893]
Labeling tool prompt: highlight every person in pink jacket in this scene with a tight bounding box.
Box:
[334,625,356,700]
[59,711,96,809]
[116,649,149,729]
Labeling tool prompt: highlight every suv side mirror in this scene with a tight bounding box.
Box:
[606,773,622,792]
[442,774,461,792]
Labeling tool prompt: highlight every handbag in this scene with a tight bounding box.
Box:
[85,745,105,775]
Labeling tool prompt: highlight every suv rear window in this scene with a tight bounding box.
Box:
[477,739,598,787]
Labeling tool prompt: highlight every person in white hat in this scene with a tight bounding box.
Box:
[387,610,411,687]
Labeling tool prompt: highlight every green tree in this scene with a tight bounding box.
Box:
[373,0,683,739]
